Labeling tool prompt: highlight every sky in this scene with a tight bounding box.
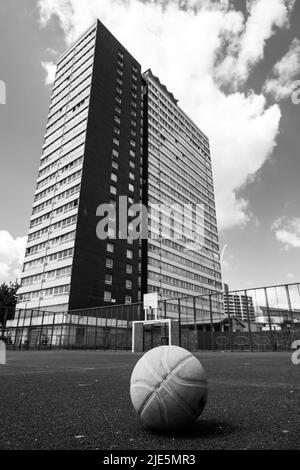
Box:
[0,0,299,290]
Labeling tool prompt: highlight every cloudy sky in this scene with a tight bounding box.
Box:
[0,0,299,290]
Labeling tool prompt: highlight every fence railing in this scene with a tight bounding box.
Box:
[1,282,300,352]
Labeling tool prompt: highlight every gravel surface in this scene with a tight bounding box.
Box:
[0,350,299,450]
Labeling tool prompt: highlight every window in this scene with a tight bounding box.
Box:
[112,161,118,170]
[130,139,136,148]
[117,78,123,86]
[132,74,137,82]
[111,173,117,183]
[116,96,122,104]
[117,68,123,76]
[106,258,114,269]
[126,264,133,274]
[110,185,117,195]
[107,243,114,253]
[114,116,121,125]
[118,51,124,59]
[132,65,138,73]
[113,136,120,146]
[115,105,121,114]
[105,274,112,285]
[129,172,135,181]
[116,87,122,95]
[126,279,132,290]
[131,119,136,127]
[114,126,120,135]
[104,291,112,302]
[112,149,119,158]
[128,196,134,205]
[127,249,133,259]
[130,149,136,158]
[129,183,134,193]
[125,295,132,304]
[129,161,135,169]
[131,129,136,137]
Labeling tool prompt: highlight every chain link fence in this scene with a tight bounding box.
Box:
[1,283,300,352]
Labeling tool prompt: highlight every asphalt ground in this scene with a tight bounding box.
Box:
[0,350,299,450]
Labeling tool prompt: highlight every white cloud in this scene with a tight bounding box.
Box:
[272,218,300,249]
[264,38,300,100]
[41,61,56,86]
[37,0,292,230]
[0,231,27,283]
[215,0,294,87]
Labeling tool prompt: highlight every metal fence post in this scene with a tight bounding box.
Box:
[209,294,215,352]
[20,310,27,349]
[49,313,56,350]
[285,285,294,326]
[178,298,182,347]
[264,288,274,349]
[27,309,34,349]
[244,290,254,352]
[192,297,198,350]
[114,308,118,351]
[94,309,99,350]
[224,288,233,352]
[66,313,72,349]
[13,309,22,350]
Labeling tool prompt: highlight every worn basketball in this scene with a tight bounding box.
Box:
[130,345,208,432]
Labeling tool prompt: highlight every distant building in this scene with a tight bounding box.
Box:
[223,293,255,322]
[255,306,300,330]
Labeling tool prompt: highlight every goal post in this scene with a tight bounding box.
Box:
[131,292,180,352]
[132,318,180,353]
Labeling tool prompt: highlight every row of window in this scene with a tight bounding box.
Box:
[148,271,223,294]
[158,238,221,271]
[23,248,74,272]
[33,184,80,216]
[104,291,132,304]
[37,154,83,190]
[18,284,70,302]
[148,124,213,187]
[26,231,75,256]
[55,27,96,82]
[21,266,72,286]
[148,258,221,288]
[148,243,221,279]
[147,78,209,152]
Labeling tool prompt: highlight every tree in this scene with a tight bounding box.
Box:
[0,281,20,330]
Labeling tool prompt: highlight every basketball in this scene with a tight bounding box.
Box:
[130,345,208,432]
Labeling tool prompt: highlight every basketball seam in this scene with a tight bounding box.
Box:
[137,358,164,417]
[163,381,196,419]
[137,353,195,418]
[171,375,207,388]
[158,390,169,430]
